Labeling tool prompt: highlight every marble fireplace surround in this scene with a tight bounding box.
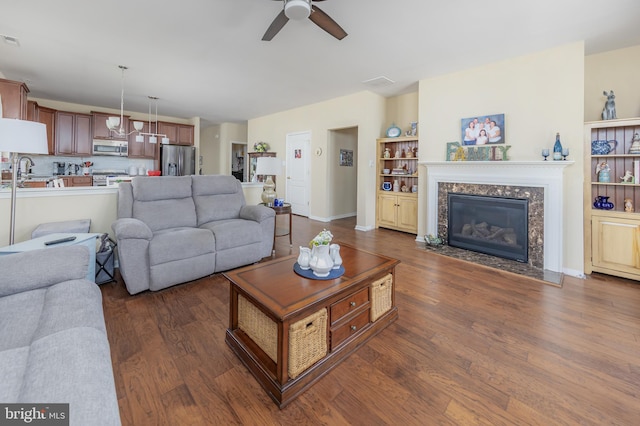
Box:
[420,161,573,273]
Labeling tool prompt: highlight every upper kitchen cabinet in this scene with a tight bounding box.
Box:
[128,120,158,159]
[55,111,92,156]
[0,78,29,119]
[92,111,129,140]
[27,101,56,154]
[157,121,194,145]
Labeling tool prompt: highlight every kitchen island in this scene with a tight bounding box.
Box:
[0,186,118,246]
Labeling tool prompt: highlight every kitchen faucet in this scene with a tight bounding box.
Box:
[17,156,35,179]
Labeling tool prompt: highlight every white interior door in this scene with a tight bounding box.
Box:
[286,132,311,217]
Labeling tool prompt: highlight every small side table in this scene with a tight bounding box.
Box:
[261,202,292,251]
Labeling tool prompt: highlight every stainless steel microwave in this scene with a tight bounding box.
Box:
[92,139,128,156]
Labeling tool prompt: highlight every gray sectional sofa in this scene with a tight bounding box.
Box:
[112,175,275,295]
[0,245,121,426]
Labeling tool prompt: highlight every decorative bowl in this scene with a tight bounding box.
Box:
[147,170,161,176]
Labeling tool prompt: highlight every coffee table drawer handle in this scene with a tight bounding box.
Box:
[350,301,356,307]
[350,325,357,331]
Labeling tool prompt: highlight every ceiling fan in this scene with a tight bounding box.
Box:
[262,0,347,41]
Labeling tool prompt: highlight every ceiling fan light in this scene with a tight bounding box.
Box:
[284,0,311,20]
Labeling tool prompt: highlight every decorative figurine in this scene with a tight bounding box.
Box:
[596,161,611,183]
[629,133,640,154]
[383,147,391,158]
[601,90,617,120]
[620,170,634,183]
[625,198,634,212]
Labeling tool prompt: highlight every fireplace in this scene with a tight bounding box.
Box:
[448,193,528,263]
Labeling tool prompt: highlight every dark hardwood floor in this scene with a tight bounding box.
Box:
[100,215,640,425]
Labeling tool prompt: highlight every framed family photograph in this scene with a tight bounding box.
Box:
[461,114,505,145]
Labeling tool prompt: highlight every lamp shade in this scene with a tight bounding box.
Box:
[0,118,48,154]
[255,157,280,176]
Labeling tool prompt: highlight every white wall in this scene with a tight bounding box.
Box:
[418,42,585,274]
[248,91,386,228]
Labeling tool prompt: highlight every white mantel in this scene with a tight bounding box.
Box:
[418,161,573,272]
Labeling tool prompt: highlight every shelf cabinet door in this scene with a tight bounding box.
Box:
[377,194,398,228]
[591,215,640,276]
[55,111,92,156]
[397,196,418,232]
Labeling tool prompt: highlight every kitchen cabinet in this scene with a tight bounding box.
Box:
[27,102,56,154]
[60,176,92,187]
[157,121,194,145]
[376,136,418,234]
[55,111,92,156]
[0,78,29,119]
[584,118,640,280]
[128,121,159,160]
[92,111,129,140]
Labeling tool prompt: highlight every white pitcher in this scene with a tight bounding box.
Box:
[329,244,342,269]
[297,246,311,270]
[309,244,334,277]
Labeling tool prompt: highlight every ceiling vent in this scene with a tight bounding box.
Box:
[362,76,395,87]
[1,35,20,47]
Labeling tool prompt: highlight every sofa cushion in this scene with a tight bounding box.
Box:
[149,227,215,266]
[0,289,46,351]
[200,219,262,251]
[192,175,246,225]
[132,176,196,232]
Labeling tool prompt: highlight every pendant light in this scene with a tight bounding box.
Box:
[106,65,144,137]
[134,96,169,144]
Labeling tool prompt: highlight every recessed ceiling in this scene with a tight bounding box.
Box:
[1,0,639,128]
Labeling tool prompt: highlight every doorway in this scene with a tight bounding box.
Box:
[328,127,358,219]
[230,142,246,182]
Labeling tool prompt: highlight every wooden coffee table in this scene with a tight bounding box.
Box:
[224,243,399,408]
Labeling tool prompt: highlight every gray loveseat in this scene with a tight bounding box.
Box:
[0,245,121,426]
[112,175,275,295]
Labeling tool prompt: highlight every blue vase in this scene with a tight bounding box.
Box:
[601,197,614,210]
[598,170,611,183]
[593,196,603,209]
[553,133,563,160]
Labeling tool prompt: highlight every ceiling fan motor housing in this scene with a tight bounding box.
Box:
[284,0,311,20]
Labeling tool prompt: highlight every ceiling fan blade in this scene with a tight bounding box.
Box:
[262,10,289,41]
[309,5,347,40]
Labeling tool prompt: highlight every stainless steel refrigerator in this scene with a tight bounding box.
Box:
[161,144,196,176]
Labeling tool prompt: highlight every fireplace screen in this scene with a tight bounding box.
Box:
[448,193,528,263]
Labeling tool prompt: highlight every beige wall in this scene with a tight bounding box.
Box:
[418,42,586,274]
[200,125,221,174]
[218,123,248,175]
[584,44,640,121]
[248,91,386,228]
[329,127,358,218]
[385,92,419,134]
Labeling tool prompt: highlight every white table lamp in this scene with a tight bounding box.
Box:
[255,156,280,206]
[0,118,48,244]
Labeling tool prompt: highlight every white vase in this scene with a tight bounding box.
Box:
[310,244,334,277]
[329,244,342,269]
[297,246,311,270]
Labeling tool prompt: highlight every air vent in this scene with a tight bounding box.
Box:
[1,35,20,47]
[361,76,395,87]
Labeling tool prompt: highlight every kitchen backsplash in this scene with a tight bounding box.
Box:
[0,155,154,176]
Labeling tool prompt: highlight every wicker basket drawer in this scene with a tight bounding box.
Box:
[330,308,370,349]
[330,287,369,325]
[288,308,328,379]
[370,273,393,322]
[238,294,277,362]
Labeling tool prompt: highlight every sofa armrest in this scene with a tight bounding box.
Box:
[111,218,153,240]
[0,245,90,297]
[240,205,276,223]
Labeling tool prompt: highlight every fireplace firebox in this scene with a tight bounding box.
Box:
[448,193,528,263]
